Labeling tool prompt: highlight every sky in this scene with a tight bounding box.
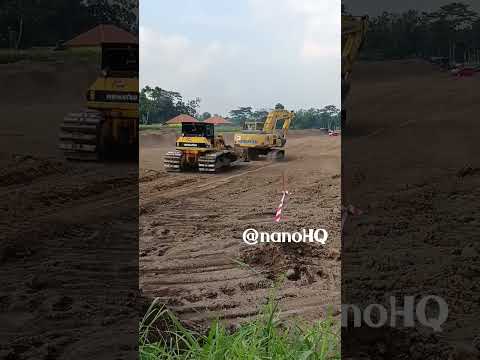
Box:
[140,0,340,116]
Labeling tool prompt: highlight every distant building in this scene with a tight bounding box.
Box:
[64,24,137,48]
[166,114,199,125]
[203,116,232,125]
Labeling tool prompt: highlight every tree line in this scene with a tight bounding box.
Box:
[140,86,341,130]
[0,0,138,49]
[344,2,480,62]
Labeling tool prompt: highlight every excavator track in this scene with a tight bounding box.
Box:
[164,151,182,172]
[198,151,233,173]
[267,149,285,161]
[58,110,104,161]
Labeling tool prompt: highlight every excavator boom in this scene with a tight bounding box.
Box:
[341,15,368,124]
[342,15,368,80]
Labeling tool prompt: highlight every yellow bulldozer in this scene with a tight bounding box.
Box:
[58,42,139,160]
[341,14,368,126]
[233,108,294,161]
[164,122,238,173]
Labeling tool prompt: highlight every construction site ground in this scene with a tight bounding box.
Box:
[3,57,478,357]
[0,60,138,359]
[140,129,341,328]
[343,59,480,358]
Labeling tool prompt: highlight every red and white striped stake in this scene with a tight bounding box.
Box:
[274,172,289,223]
[274,190,289,223]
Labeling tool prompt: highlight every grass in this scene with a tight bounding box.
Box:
[0,47,100,64]
[139,296,340,360]
[140,124,168,132]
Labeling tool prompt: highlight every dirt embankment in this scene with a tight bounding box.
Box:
[140,130,341,328]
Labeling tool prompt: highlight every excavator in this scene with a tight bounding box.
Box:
[233,108,295,161]
[58,42,139,160]
[341,14,368,127]
[164,122,238,172]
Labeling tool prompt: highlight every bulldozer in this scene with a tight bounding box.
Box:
[58,42,139,160]
[341,15,368,127]
[164,122,238,173]
[233,109,294,161]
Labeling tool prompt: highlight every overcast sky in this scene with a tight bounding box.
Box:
[140,0,340,116]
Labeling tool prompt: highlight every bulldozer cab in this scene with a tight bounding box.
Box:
[101,43,139,78]
[181,122,214,141]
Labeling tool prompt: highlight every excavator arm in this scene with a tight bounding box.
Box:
[282,111,294,134]
[342,15,368,125]
[263,110,295,133]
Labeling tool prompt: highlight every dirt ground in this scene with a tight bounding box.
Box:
[343,59,480,358]
[139,129,341,328]
[0,60,138,360]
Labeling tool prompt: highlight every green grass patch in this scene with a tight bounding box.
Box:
[0,47,100,64]
[212,125,241,133]
[140,296,340,360]
[140,124,169,131]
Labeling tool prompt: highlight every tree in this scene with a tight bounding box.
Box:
[0,0,137,48]
[229,107,253,126]
[199,112,212,121]
[426,3,477,61]
[252,110,269,122]
[275,103,285,110]
[139,86,201,124]
[362,2,479,61]
[85,0,138,33]
[291,105,340,130]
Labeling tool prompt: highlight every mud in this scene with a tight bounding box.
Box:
[140,129,341,328]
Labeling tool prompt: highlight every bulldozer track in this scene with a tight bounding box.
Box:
[58,109,103,160]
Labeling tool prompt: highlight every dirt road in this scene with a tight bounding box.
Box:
[140,130,341,327]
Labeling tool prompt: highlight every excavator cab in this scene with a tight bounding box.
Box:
[243,122,264,132]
